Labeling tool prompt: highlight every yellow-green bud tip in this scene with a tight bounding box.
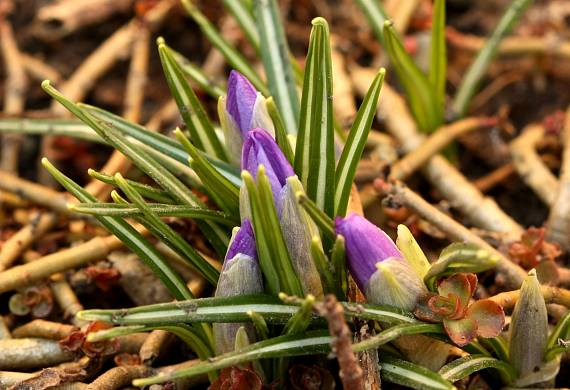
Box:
[311,17,328,27]
[156,36,165,46]
[41,80,51,89]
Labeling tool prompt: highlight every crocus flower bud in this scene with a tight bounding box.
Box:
[242,129,295,211]
[335,213,427,310]
[220,71,275,164]
[509,269,549,381]
[214,219,263,354]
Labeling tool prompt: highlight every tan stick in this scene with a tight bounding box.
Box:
[0,212,59,272]
[473,163,515,192]
[390,117,492,181]
[0,316,11,339]
[85,365,151,390]
[331,35,356,126]
[546,106,570,251]
[0,191,28,208]
[510,124,559,206]
[0,235,125,293]
[0,170,69,213]
[20,53,62,83]
[36,0,134,37]
[489,286,570,310]
[11,320,77,340]
[0,19,28,173]
[384,0,420,33]
[84,24,150,199]
[376,180,527,288]
[50,274,85,327]
[139,330,172,366]
[351,66,523,240]
[0,339,75,370]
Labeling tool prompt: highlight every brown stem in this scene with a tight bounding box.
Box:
[316,295,364,390]
[510,124,559,206]
[0,339,75,370]
[473,162,515,192]
[50,274,85,327]
[20,53,62,83]
[390,117,492,181]
[546,107,570,251]
[331,35,356,126]
[0,19,28,173]
[85,365,151,390]
[0,191,29,208]
[139,330,172,366]
[488,286,570,310]
[375,180,527,288]
[351,67,523,241]
[0,316,11,339]
[12,320,77,340]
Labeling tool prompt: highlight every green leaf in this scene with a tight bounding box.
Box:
[243,168,304,296]
[170,48,226,98]
[380,356,455,390]
[429,0,447,111]
[70,202,234,225]
[157,38,227,161]
[175,128,240,217]
[41,159,193,301]
[266,97,294,165]
[546,310,570,360]
[254,0,299,135]
[114,173,220,286]
[354,0,389,45]
[88,169,175,204]
[41,81,230,255]
[334,68,385,217]
[478,335,509,362]
[424,243,500,291]
[222,0,260,53]
[438,355,517,384]
[247,311,269,340]
[309,236,336,295]
[331,235,347,300]
[451,0,533,117]
[281,294,315,336]
[0,118,102,142]
[353,323,444,352]
[133,330,332,387]
[77,294,417,326]
[296,192,335,240]
[180,0,267,95]
[295,17,335,217]
[383,21,442,133]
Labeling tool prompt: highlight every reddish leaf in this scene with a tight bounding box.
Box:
[428,294,460,319]
[114,353,141,366]
[84,266,121,292]
[466,299,505,338]
[414,293,444,322]
[59,330,86,352]
[444,318,477,347]
[209,367,264,390]
[437,273,476,316]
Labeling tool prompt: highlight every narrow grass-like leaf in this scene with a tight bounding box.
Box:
[175,129,240,216]
[41,81,229,255]
[70,202,234,225]
[248,311,269,340]
[546,310,570,360]
[380,356,455,390]
[281,294,315,336]
[133,330,332,386]
[451,0,533,117]
[438,355,517,384]
[244,168,305,296]
[479,335,509,362]
[334,69,385,217]
[222,0,260,52]
[41,159,193,301]
[331,235,347,300]
[429,0,447,111]
[88,169,174,204]
[354,0,389,45]
[309,237,335,294]
[383,21,442,133]
[297,192,335,239]
[158,39,227,161]
[295,17,335,216]
[77,294,416,326]
[254,0,299,135]
[82,105,241,186]
[181,0,267,95]
[114,173,220,285]
[170,48,225,98]
[266,97,294,165]
[0,118,102,142]
[353,323,444,352]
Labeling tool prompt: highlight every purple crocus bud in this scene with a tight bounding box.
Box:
[335,213,427,310]
[220,71,275,164]
[242,129,294,208]
[214,219,263,354]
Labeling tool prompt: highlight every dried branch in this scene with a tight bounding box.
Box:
[473,162,515,192]
[375,180,527,288]
[0,191,29,208]
[12,320,77,340]
[390,117,494,181]
[139,330,172,366]
[315,295,364,390]
[20,53,62,83]
[489,285,570,310]
[0,170,69,213]
[0,339,75,370]
[85,365,151,390]
[331,35,356,126]
[351,66,523,241]
[510,124,559,206]
[546,107,570,251]
[50,274,85,327]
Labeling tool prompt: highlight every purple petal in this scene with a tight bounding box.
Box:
[242,129,295,203]
[227,70,258,136]
[335,213,402,290]
[226,219,257,261]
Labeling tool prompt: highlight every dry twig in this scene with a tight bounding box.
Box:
[139,330,172,366]
[12,320,77,340]
[0,339,75,370]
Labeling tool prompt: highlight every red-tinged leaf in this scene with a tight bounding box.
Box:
[414,293,444,323]
[84,265,121,292]
[428,294,460,319]
[114,352,142,366]
[59,330,86,352]
[437,273,476,314]
[444,318,477,347]
[208,366,264,390]
[466,299,505,339]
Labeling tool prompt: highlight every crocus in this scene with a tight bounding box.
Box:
[219,71,275,164]
[241,129,323,297]
[213,219,263,354]
[335,213,427,310]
